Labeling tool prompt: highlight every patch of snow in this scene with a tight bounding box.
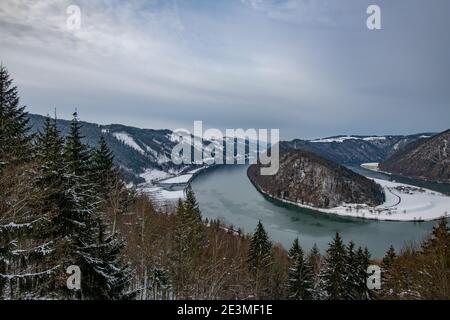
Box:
[140,169,172,184]
[152,138,162,145]
[310,136,356,143]
[360,162,380,171]
[311,136,387,143]
[362,136,386,141]
[259,178,450,222]
[168,130,191,143]
[112,132,145,155]
[187,167,204,174]
[139,186,185,202]
[157,153,170,164]
[144,144,158,157]
[158,174,193,185]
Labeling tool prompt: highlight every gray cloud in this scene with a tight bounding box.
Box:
[0,0,449,139]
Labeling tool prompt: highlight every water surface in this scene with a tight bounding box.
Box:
[191,165,450,258]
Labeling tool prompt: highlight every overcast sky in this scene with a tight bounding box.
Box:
[1,0,449,140]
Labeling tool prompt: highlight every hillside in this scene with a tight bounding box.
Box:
[380,129,450,183]
[28,113,193,184]
[280,134,432,164]
[248,149,385,209]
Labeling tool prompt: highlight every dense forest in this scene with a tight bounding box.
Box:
[1,65,449,300]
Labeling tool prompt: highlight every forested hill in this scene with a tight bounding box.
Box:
[280,133,433,165]
[28,113,187,183]
[380,129,450,183]
[248,149,385,209]
[28,113,437,183]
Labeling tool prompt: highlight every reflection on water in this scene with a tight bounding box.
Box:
[191,165,450,258]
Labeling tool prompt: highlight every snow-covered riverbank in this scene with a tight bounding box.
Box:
[137,167,207,203]
[256,177,450,222]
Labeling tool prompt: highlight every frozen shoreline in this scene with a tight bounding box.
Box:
[254,177,450,222]
[139,163,450,221]
[137,167,208,203]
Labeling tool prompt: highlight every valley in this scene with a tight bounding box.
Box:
[27,112,450,256]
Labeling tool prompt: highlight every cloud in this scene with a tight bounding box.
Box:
[240,0,353,27]
[0,0,449,139]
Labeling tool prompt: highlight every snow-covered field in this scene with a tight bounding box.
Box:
[139,185,185,202]
[158,173,193,185]
[136,167,208,204]
[261,178,450,222]
[139,168,171,183]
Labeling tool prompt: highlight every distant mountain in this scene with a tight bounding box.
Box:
[28,114,254,185]
[280,133,433,164]
[380,129,450,183]
[247,149,385,209]
[28,114,194,184]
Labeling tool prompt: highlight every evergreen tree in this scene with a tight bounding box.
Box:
[0,64,31,168]
[287,238,313,300]
[172,199,190,296]
[59,112,131,299]
[247,221,273,299]
[172,189,206,298]
[308,244,321,274]
[76,220,133,299]
[344,241,363,300]
[307,244,326,300]
[60,112,97,236]
[422,218,450,255]
[35,116,67,222]
[320,233,347,300]
[183,186,206,254]
[355,246,371,299]
[91,135,131,233]
[419,218,450,298]
[0,91,55,298]
[91,136,115,196]
[382,245,396,269]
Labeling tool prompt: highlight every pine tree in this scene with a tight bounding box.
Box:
[172,199,190,297]
[183,186,206,255]
[287,238,313,300]
[0,64,31,168]
[320,232,347,300]
[419,218,450,298]
[75,219,133,299]
[308,244,321,274]
[0,98,55,297]
[172,189,206,298]
[91,135,131,233]
[91,136,115,196]
[344,241,363,300]
[307,244,326,300]
[422,218,450,255]
[64,112,92,178]
[382,245,396,269]
[247,221,273,299]
[35,116,67,222]
[355,246,371,299]
[59,112,131,299]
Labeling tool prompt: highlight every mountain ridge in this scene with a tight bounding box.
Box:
[380,129,450,183]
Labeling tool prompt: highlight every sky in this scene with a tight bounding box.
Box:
[0,0,449,140]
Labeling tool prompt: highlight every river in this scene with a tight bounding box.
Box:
[190,164,450,258]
